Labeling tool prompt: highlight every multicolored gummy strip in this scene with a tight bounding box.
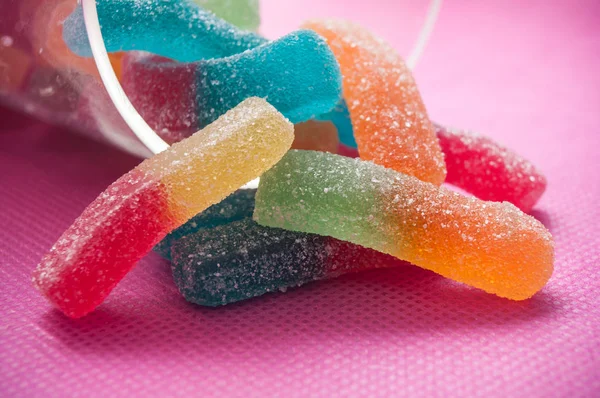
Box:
[31,0,554,317]
[253,150,554,301]
[63,0,356,148]
[120,30,343,139]
[33,98,294,317]
[172,218,403,306]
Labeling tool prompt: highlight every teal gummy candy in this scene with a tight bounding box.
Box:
[254,150,391,250]
[195,0,260,31]
[197,30,342,125]
[154,189,256,260]
[63,0,265,62]
[63,0,356,134]
[170,218,399,306]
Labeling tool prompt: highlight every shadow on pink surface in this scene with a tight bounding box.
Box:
[37,261,562,357]
[530,210,553,232]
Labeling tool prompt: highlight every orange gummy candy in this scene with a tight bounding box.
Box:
[303,20,446,185]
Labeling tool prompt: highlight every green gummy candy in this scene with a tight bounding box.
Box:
[254,150,396,254]
[193,0,260,31]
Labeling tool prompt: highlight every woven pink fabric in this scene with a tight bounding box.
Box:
[1,0,599,396]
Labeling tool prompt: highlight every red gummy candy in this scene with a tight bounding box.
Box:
[435,124,547,212]
[121,52,199,144]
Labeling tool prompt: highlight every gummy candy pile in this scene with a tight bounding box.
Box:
[32,0,554,318]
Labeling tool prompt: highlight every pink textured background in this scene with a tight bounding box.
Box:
[1,0,600,396]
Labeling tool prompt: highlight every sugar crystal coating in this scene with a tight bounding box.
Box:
[63,0,266,62]
[254,150,554,300]
[32,98,294,318]
[435,124,547,212]
[172,219,327,306]
[303,20,446,185]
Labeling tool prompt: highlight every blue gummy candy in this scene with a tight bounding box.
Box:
[63,0,266,62]
[196,30,343,125]
[64,0,355,140]
[127,30,343,125]
[154,189,256,260]
[64,0,356,140]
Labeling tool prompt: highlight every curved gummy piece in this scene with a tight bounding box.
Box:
[292,120,339,154]
[435,124,547,212]
[63,0,266,62]
[303,20,446,185]
[154,189,257,260]
[64,2,350,139]
[197,30,343,125]
[123,50,341,148]
[171,219,400,306]
[193,0,260,31]
[122,31,343,128]
[32,98,294,318]
[254,150,554,300]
